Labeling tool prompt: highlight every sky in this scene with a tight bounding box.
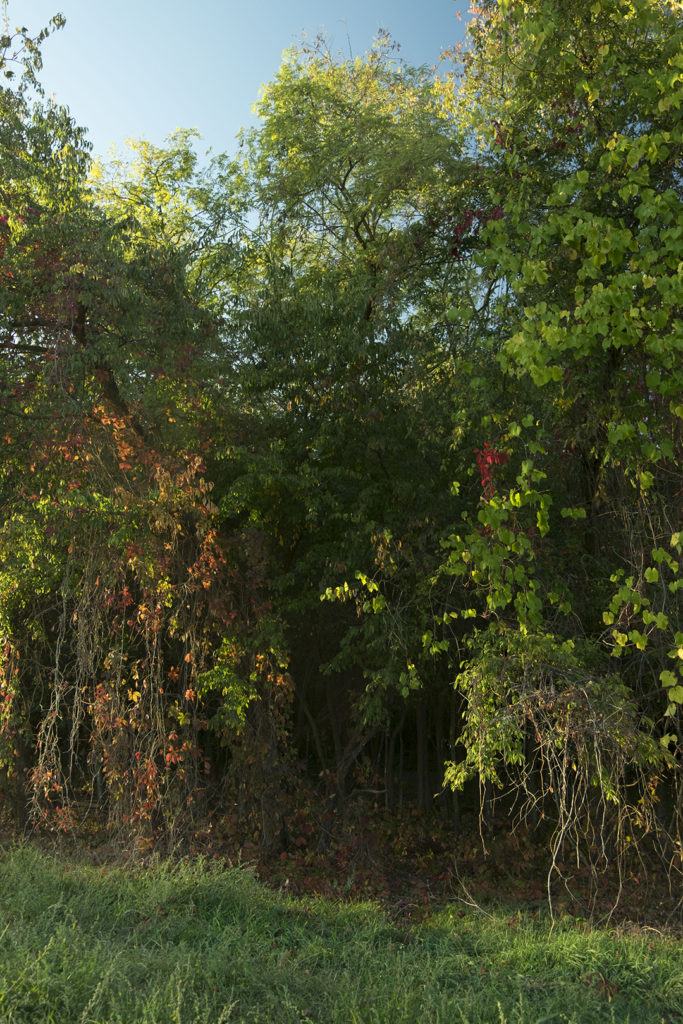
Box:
[5,1,472,161]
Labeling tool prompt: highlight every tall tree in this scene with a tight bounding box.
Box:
[432,0,682,868]
[203,36,490,803]
[0,17,287,841]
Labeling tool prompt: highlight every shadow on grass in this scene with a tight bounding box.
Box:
[1,841,682,1023]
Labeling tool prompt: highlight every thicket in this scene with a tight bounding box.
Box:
[0,0,681,902]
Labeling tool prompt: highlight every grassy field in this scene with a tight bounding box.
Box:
[0,843,681,1024]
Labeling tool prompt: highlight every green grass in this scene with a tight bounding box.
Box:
[0,844,681,1023]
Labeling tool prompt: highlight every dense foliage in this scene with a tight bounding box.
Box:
[0,0,681,899]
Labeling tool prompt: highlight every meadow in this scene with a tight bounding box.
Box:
[0,843,681,1024]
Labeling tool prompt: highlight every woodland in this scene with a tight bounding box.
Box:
[0,0,681,920]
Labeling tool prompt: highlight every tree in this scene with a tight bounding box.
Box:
[200,35,493,808]
[0,16,289,842]
[432,0,682,872]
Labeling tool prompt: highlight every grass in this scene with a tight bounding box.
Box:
[0,843,681,1023]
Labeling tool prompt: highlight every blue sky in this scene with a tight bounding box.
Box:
[6,1,471,160]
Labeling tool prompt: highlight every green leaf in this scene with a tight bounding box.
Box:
[628,630,648,651]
